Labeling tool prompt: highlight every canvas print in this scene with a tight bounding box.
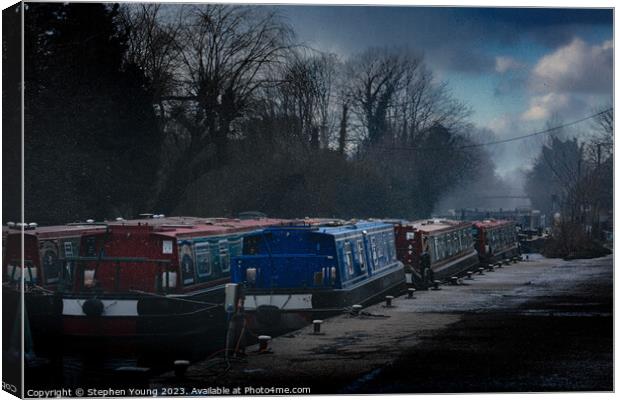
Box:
[1,2,613,397]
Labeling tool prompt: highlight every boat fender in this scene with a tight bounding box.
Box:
[82,298,104,317]
[256,304,281,327]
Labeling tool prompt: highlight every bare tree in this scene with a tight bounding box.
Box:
[346,48,410,145]
[155,4,294,211]
[120,4,182,121]
[270,50,338,149]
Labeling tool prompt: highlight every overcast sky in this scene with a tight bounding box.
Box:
[277,6,613,176]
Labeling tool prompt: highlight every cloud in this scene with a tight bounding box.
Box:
[522,93,570,121]
[495,56,525,73]
[530,38,613,94]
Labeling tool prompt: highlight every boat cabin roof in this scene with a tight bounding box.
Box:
[397,219,472,235]
[473,219,514,229]
[3,216,287,240]
[4,224,108,239]
[263,220,393,239]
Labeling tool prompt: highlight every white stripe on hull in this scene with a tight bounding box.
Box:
[62,299,138,316]
[243,294,313,310]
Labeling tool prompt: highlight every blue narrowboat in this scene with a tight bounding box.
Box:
[231,221,405,334]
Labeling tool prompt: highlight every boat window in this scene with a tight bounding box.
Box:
[454,233,458,253]
[63,241,74,257]
[356,240,366,271]
[219,241,230,273]
[441,235,447,259]
[370,237,378,266]
[376,235,384,260]
[195,242,212,278]
[40,241,59,284]
[178,241,196,285]
[243,235,261,255]
[451,233,456,255]
[344,241,354,276]
[389,236,396,261]
[84,236,98,257]
[229,237,243,257]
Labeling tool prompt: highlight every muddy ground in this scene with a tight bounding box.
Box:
[154,254,613,394]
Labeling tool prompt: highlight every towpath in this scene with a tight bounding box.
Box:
[154,254,612,393]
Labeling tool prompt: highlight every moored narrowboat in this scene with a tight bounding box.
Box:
[391,219,479,288]
[231,221,405,335]
[49,216,287,360]
[473,219,520,264]
[2,222,108,351]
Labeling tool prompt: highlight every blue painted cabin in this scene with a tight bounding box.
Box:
[231,221,405,316]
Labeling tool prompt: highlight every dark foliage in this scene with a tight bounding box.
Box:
[24,3,161,224]
[2,4,23,223]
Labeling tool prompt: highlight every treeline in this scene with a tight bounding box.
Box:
[22,3,493,224]
[525,108,613,256]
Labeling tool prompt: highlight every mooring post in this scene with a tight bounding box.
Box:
[385,295,394,307]
[478,267,485,275]
[450,276,459,285]
[173,360,190,378]
[258,335,271,352]
[407,288,416,298]
[313,320,323,334]
[466,271,473,280]
[352,304,363,315]
[432,280,441,290]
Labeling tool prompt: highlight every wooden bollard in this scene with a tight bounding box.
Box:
[258,335,271,352]
[385,295,394,307]
[407,288,416,298]
[313,320,323,334]
[450,276,459,285]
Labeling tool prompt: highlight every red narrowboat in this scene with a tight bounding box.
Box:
[56,216,288,359]
[473,219,520,264]
[2,222,108,350]
[392,219,479,288]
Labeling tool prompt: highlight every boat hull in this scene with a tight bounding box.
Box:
[241,266,406,336]
[22,286,230,362]
[479,244,520,265]
[406,250,480,288]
